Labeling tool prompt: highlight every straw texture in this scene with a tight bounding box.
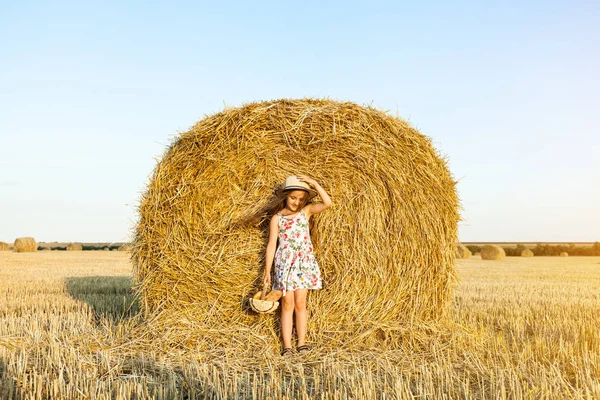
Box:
[131,99,459,351]
[480,245,505,260]
[14,237,37,253]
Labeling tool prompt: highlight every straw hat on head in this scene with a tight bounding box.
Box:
[274,175,318,200]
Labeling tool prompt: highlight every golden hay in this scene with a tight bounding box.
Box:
[0,242,10,251]
[132,99,459,350]
[118,244,130,251]
[66,243,83,251]
[14,237,37,253]
[480,245,505,260]
[521,249,534,257]
[560,252,569,257]
[455,242,471,259]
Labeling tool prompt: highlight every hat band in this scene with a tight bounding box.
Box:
[284,185,310,191]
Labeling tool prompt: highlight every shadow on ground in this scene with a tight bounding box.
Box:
[65,276,139,321]
[0,359,21,400]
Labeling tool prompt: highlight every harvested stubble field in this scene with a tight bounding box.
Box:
[0,252,599,399]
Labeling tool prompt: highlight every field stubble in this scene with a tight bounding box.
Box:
[0,252,599,399]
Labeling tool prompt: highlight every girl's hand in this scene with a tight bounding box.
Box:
[263,273,272,288]
[297,175,317,187]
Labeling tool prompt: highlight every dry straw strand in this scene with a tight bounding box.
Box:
[14,237,37,253]
[131,98,460,352]
[480,245,505,260]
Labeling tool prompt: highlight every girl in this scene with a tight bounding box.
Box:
[263,175,332,357]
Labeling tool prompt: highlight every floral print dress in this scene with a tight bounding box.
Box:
[273,209,322,297]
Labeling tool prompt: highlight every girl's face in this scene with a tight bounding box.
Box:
[285,190,308,212]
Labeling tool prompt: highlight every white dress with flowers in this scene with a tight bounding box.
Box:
[273,209,322,296]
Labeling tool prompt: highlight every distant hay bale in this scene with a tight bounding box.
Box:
[103,247,110,251]
[0,242,10,251]
[455,243,471,259]
[66,243,83,251]
[118,244,130,251]
[480,245,505,260]
[42,247,52,251]
[560,252,569,257]
[521,249,534,257]
[132,98,460,350]
[13,237,37,253]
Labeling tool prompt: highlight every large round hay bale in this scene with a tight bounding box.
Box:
[0,242,10,251]
[132,99,459,350]
[455,243,471,259]
[560,252,568,257]
[480,245,505,260]
[66,243,83,251]
[521,249,534,257]
[14,237,37,253]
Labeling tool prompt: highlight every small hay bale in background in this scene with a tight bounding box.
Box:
[521,249,534,257]
[132,98,460,351]
[66,243,83,251]
[560,252,569,257]
[0,242,10,251]
[41,247,52,251]
[480,245,505,260]
[455,243,471,259]
[14,237,37,253]
[103,247,110,251]
[118,244,130,251]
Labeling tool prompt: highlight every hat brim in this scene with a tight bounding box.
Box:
[275,186,318,200]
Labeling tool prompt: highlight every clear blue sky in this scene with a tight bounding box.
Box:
[1,1,598,243]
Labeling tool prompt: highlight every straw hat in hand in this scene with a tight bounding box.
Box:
[249,289,283,314]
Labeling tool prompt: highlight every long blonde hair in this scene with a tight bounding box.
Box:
[234,190,310,228]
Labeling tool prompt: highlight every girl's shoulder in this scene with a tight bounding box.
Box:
[269,213,281,231]
[301,206,312,219]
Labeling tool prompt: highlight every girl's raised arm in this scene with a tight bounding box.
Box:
[297,175,332,218]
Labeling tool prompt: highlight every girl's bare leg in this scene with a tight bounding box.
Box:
[294,289,308,347]
[281,291,295,349]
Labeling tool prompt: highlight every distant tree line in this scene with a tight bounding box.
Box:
[466,242,600,256]
[36,245,121,251]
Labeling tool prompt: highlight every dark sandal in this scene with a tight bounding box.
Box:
[296,345,312,353]
[281,348,294,357]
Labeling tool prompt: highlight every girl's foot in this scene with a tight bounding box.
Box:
[281,348,294,357]
[296,345,312,354]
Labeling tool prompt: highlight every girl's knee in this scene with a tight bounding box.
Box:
[294,298,306,312]
[281,293,294,311]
